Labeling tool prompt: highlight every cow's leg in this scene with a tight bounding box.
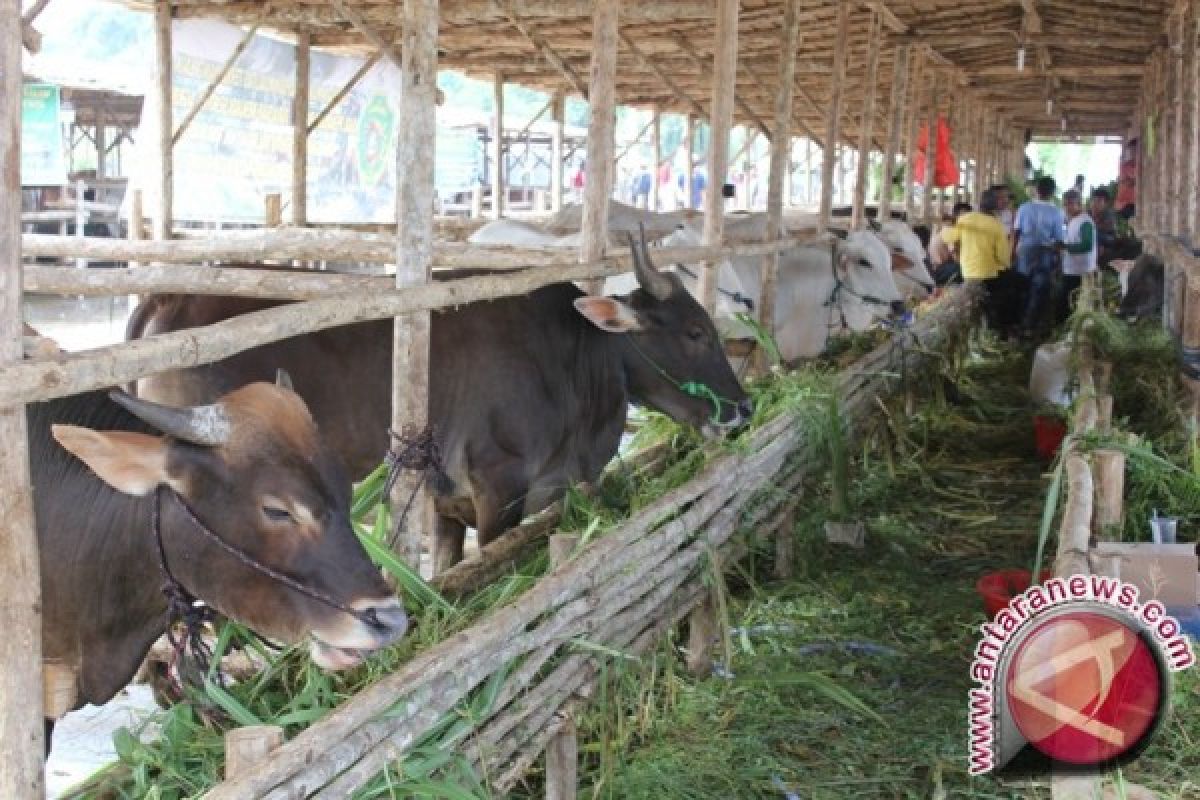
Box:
[472,471,528,550]
[432,515,467,576]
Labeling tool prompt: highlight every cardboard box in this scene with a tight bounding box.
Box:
[1091,543,1198,607]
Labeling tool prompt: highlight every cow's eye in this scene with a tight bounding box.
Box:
[859,258,873,268]
[688,326,705,341]
[262,504,294,524]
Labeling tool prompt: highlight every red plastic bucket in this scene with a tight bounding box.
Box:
[1032,415,1067,461]
[976,569,1053,619]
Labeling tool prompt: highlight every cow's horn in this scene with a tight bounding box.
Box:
[276,368,294,391]
[628,224,674,302]
[109,391,231,446]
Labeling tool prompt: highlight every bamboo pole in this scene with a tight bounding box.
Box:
[650,109,661,211]
[579,0,618,295]
[0,1,46,792]
[902,53,924,219]
[307,51,382,135]
[697,0,738,312]
[551,91,565,213]
[817,0,849,232]
[756,0,800,374]
[851,11,882,228]
[1187,6,1199,242]
[388,0,440,569]
[129,188,144,268]
[172,21,259,146]
[685,116,696,209]
[878,44,910,221]
[154,0,173,240]
[1171,9,1185,236]
[292,33,310,226]
[492,72,505,219]
[922,75,938,224]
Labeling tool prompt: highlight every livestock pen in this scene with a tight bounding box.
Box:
[2,0,1199,799]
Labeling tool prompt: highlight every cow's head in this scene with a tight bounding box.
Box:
[872,220,934,300]
[575,231,752,435]
[52,380,406,671]
[833,230,906,324]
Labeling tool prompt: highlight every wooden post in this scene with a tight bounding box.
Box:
[650,108,661,211]
[225,726,285,780]
[550,90,565,214]
[1171,9,1186,236]
[544,532,579,799]
[580,0,618,294]
[129,187,144,269]
[804,137,814,205]
[1,1,46,791]
[292,32,310,226]
[817,0,849,233]
[686,596,717,677]
[1186,5,1199,242]
[684,115,695,209]
[42,661,77,721]
[470,183,483,218]
[95,113,107,180]
[154,0,173,240]
[902,52,924,219]
[387,0,439,570]
[922,74,938,224]
[698,0,738,312]
[878,44,910,221]
[264,193,282,228]
[491,72,505,219]
[851,11,882,228]
[756,0,800,374]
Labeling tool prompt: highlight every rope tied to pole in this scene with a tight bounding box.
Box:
[384,425,447,535]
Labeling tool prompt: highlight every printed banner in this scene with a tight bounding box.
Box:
[22,83,68,186]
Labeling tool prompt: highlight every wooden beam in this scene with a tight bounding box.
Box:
[154,0,173,240]
[851,10,882,227]
[388,0,440,567]
[330,0,402,69]
[618,32,706,120]
[291,32,310,226]
[818,0,850,232]
[758,0,801,373]
[922,75,938,223]
[650,108,662,210]
[172,21,259,146]
[878,43,910,220]
[491,72,505,218]
[492,0,589,99]
[970,64,1146,79]
[307,51,382,134]
[580,0,618,293]
[0,0,46,792]
[698,0,738,311]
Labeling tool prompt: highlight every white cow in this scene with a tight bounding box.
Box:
[468,218,581,247]
[542,200,698,239]
[631,225,904,362]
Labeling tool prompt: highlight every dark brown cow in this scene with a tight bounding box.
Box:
[33,381,408,737]
[128,238,751,573]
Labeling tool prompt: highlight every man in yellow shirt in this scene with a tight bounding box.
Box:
[940,188,1018,332]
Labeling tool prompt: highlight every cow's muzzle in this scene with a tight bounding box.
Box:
[309,596,408,671]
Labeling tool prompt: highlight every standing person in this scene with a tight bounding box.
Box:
[572,159,586,203]
[657,160,672,210]
[1056,189,1097,323]
[989,184,1015,238]
[1088,187,1119,265]
[1115,139,1138,219]
[691,165,707,210]
[1073,174,1086,196]
[940,189,1013,330]
[633,164,652,208]
[1012,176,1066,338]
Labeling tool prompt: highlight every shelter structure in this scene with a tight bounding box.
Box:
[0,0,1193,797]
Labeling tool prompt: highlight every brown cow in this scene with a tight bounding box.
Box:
[128,237,751,573]
[33,380,408,744]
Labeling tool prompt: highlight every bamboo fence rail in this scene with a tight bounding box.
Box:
[195,285,978,800]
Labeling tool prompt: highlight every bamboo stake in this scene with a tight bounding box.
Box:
[756,0,800,374]
[879,44,910,221]
[0,0,46,791]
[818,0,849,233]
[698,0,738,311]
[851,11,882,228]
[387,0,439,569]
[172,21,259,146]
[491,72,505,219]
[292,32,310,226]
[579,0,618,294]
[154,0,173,240]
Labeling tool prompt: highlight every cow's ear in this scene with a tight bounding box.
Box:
[574,296,643,333]
[52,425,172,496]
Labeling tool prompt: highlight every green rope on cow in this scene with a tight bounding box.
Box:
[679,380,724,426]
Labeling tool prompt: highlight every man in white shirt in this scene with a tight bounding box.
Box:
[1055,189,1097,323]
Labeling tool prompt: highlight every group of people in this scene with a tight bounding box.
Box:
[930,175,1121,340]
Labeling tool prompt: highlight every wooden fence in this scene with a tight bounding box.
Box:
[188,286,978,799]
